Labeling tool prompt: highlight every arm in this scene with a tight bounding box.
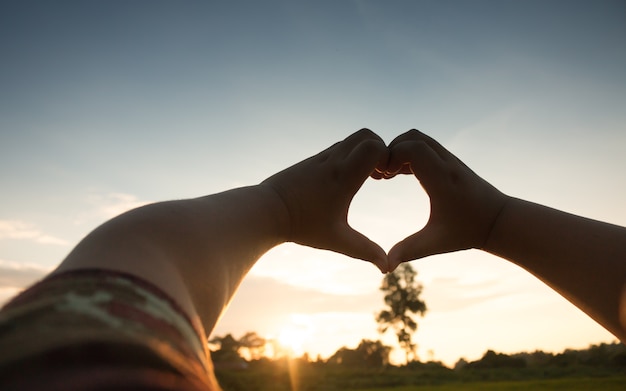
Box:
[385,129,626,341]
[484,198,626,342]
[54,129,389,336]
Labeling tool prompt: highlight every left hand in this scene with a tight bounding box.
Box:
[262,128,390,272]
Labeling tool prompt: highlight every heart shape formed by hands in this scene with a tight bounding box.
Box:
[263,129,508,274]
[347,175,430,269]
[366,129,508,273]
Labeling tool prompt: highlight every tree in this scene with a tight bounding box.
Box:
[209,333,244,363]
[376,263,426,363]
[238,331,267,360]
[355,339,392,367]
[327,339,391,367]
[465,350,526,370]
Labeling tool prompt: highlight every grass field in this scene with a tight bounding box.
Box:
[215,349,626,391]
[353,376,626,391]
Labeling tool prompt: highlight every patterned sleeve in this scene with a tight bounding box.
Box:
[0,269,221,390]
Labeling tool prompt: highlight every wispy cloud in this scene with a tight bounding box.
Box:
[0,260,49,288]
[213,274,381,347]
[0,260,50,306]
[74,192,151,225]
[92,192,151,219]
[251,243,384,296]
[0,220,70,246]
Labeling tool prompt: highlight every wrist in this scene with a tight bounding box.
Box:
[480,194,513,252]
[257,183,292,244]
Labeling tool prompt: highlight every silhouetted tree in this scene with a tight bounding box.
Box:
[512,350,554,367]
[465,350,526,370]
[356,339,392,367]
[238,331,267,360]
[376,263,426,363]
[210,333,245,364]
[327,339,391,368]
[453,358,469,371]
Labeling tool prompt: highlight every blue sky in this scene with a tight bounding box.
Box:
[1,0,625,365]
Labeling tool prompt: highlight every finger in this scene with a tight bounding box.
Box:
[387,138,425,176]
[370,167,391,180]
[388,129,423,148]
[386,140,447,190]
[387,224,446,271]
[382,162,412,178]
[334,128,384,158]
[389,129,456,163]
[330,224,389,273]
[295,129,384,176]
[344,138,389,187]
[370,169,385,180]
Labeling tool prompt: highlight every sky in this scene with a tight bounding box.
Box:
[1,0,625,366]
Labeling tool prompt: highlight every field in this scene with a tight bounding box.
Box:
[216,362,626,391]
[353,376,626,391]
[215,343,626,391]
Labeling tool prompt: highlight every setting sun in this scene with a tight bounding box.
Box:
[278,328,304,356]
[275,314,314,357]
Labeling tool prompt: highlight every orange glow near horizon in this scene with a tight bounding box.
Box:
[276,314,314,358]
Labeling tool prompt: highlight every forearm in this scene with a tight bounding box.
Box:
[483,197,626,341]
[173,184,289,331]
[55,184,289,335]
[54,129,387,336]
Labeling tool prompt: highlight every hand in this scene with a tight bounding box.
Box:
[384,129,509,272]
[262,129,390,272]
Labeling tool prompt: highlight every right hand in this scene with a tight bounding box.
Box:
[384,129,509,272]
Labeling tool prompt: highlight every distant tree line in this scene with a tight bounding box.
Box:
[211,336,626,391]
[450,342,626,371]
[210,330,626,372]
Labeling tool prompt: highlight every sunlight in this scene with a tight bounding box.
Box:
[278,327,304,356]
[277,315,315,391]
[276,314,314,357]
[277,323,311,357]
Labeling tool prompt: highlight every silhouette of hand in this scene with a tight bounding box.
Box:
[383,130,508,272]
[262,128,390,272]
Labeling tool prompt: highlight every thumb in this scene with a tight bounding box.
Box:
[330,223,389,273]
[387,223,445,272]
